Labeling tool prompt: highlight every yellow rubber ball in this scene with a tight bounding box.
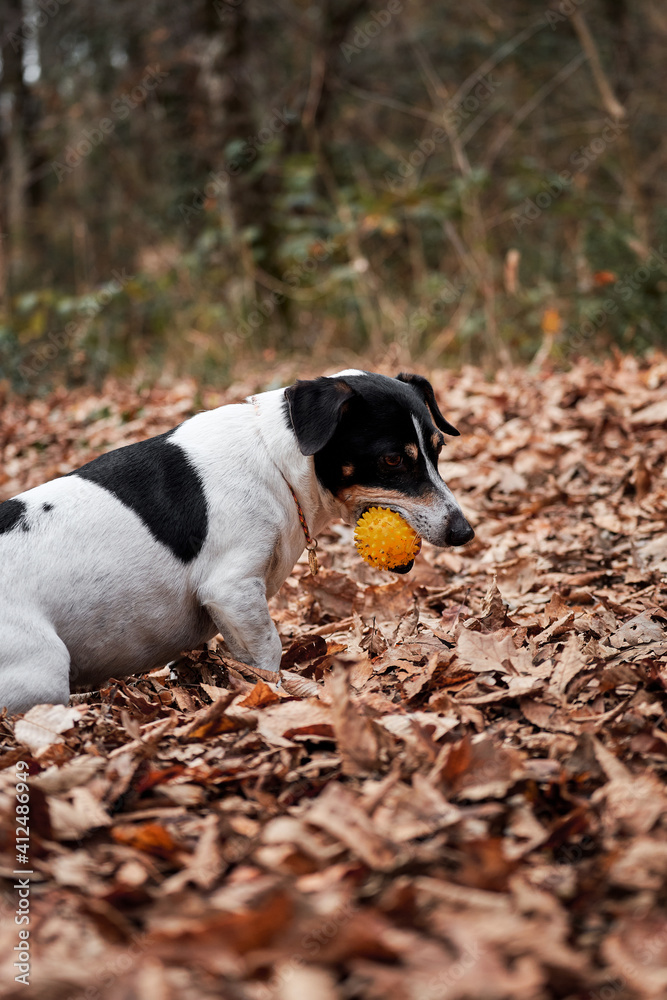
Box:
[354,506,422,570]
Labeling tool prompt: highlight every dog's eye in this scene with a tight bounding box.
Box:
[383,454,403,468]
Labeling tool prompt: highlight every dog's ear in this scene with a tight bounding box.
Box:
[395,372,460,436]
[285,377,356,455]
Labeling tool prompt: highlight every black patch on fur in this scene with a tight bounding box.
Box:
[284,378,355,455]
[43,502,53,512]
[396,372,460,436]
[291,372,444,499]
[0,498,27,534]
[284,371,473,548]
[71,429,208,562]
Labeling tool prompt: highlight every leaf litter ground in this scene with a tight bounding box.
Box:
[1,356,667,999]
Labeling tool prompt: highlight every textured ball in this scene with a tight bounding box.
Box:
[354,506,422,570]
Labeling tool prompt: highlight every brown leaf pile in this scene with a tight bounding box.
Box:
[1,355,667,1000]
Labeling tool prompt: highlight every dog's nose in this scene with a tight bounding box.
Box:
[446,512,474,546]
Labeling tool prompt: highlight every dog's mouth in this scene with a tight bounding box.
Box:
[358,504,418,575]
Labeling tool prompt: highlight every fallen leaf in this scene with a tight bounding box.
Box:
[14,704,85,752]
[256,699,333,747]
[306,782,400,870]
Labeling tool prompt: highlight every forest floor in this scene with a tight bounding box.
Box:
[1,355,667,1000]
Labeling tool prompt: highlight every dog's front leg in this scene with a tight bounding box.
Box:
[199,575,283,673]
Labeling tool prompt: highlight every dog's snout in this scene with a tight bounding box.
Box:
[446,511,474,546]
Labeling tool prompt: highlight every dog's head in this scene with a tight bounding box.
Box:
[285,370,474,570]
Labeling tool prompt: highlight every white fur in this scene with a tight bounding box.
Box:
[0,370,469,714]
[0,383,347,714]
[408,415,462,544]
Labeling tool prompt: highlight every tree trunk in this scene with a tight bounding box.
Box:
[1,0,30,295]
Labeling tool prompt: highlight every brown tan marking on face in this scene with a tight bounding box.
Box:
[342,463,355,478]
[336,483,439,517]
[432,431,444,451]
[405,443,418,460]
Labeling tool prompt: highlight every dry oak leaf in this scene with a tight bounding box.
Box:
[369,773,462,843]
[259,814,345,866]
[590,501,637,535]
[280,633,328,668]
[327,665,394,775]
[608,836,667,890]
[360,622,388,658]
[437,733,525,800]
[391,597,420,644]
[239,679,281,709]
[603,609,667,664]
[536,611,577,646]
[607,609,667,649]
[147,889,293,968]
[550,632,588,698]
[48,785,112,841]
[306,781,402,870]
[161,813,224,893]
[628,397,667,425]
[592,740,667,836]
[400,649,452,702]
[520,698,579,734]
[456,627,532,675]
[49,849,107,891]
[255,699,333,747]
[496,556,538,597]
[279,669,325,699]
[112,821,180,858]
[602,915,667,998]
[477,576,515,631]
[13,703,86,752]
[28,754,104,794]
[359,577,417,617]
[300,567,360,618]
[378,710,459,743]
[176,690,253,740]
[459,674,544,705]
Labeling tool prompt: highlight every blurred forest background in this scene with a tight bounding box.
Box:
[1,0,667,393]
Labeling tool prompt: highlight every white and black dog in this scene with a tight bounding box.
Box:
[0,370,473,713]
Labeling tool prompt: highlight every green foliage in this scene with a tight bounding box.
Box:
[2,0,666,392]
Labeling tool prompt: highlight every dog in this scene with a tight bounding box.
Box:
[0,370,473,713]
